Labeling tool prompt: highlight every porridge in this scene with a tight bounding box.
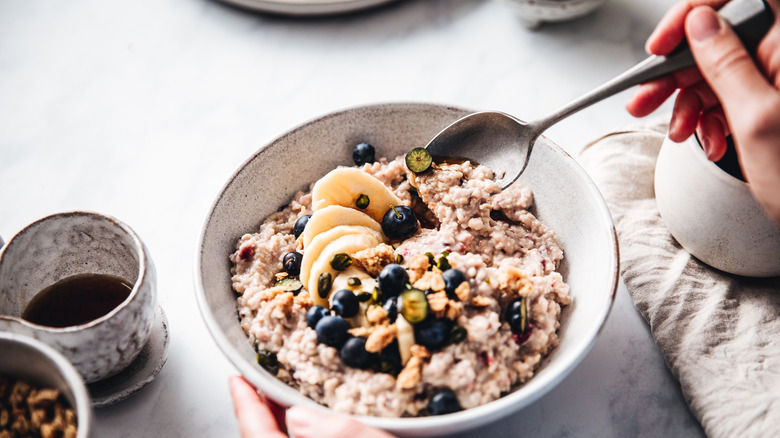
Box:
[230,142,570,417]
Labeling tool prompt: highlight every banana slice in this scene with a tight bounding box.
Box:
[300,225,381,289]
[396,314,415,365]
[311,168,404,223]
[307,232,382,306]
[302,205,385,248]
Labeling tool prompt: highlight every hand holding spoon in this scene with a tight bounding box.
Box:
[425,0,773,189]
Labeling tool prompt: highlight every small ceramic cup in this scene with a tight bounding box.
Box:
[0,332,94,437]
[0,211,158,382]
[654,135,780,277]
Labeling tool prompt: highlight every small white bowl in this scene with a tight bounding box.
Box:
[501,0,608,29]
[195,102,618,437]
[654,135,780,277]
[0,332,94,438]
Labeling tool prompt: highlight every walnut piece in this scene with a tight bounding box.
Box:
[352,244,396,277]
[365,323,396,353]
[497,265,533,297]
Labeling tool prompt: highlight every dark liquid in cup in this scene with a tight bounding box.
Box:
[22,274,133,328]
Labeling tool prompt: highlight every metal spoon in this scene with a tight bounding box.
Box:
[425,0,774,189]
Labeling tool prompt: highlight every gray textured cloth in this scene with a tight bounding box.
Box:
[578,120,780,438]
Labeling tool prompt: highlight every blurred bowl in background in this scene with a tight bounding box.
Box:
[502,0,607,29]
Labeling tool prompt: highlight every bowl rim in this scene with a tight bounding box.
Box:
[0,331,93,438]
[193,101,619,434]
[0,210,148,332]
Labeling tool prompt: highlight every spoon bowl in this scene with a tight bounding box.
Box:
[426,111,534,188]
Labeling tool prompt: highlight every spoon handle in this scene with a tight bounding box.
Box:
[530,0,774,135]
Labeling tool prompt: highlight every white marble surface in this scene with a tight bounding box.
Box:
[0,0,706,436]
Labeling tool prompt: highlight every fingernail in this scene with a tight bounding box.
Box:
[688,7,721,42]
[700,133,715,159]
[285,406,313,429]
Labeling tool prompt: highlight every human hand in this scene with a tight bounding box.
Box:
[627,0,780,225]
[228,376,395,438]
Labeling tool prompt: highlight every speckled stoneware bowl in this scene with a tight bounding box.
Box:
[0,332,94,438]
[195,103,618,436]
[502,0,607,28]
[655,135,780,277]
[0,211,158,383]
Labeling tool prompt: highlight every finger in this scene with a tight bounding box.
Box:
[286,406,395,438]
[626,66,703,117]
[668,81,722,141]
[647,0,727,55]
[697,109,728,161]
[229,376,287,438]
[756,0,780,85]
[686,6,777,129]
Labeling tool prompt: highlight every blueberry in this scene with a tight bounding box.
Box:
[428,388,462,416]
[381,206,418,241]
[315,315,350,348]
[352,142,375,166]
[339,337,374,369]
[442,269,467,299]
[505,298,527,334]
[282,252,303,276]
[379,340,402,375]
[306,305,330,329]
[415,318,451,352]
[331,289,360,318]
[378,264,408,298]
[383,296,398,323]
[293,215,311,239]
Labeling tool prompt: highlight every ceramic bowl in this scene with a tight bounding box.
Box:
[195,102,618,437]
[0,211,158,383]
[501,0,607,29]
[655,135,780,277]
[0,332,94,438]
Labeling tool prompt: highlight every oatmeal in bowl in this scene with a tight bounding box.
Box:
[230,143,571,417]
[196,103,617,436]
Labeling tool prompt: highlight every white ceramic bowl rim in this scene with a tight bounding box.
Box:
[0,210,148,332]
[194,102,619,434]
[0,331,93,438]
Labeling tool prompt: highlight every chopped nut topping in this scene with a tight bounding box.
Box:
[497,265,534,297]
[454,281,470,301]
[427,291,448,313]
[427,291,463,320]
[470,295,494,308]
[0,376,77,438]
[348,326,373,338]
[366,306,389,325]
[365,323,396,353]
[396,345,431,389]
[413,270,445,292]
[275,272,289,280]
[406,254,430,284]
[410,344,431,359]
[351,244,396,277]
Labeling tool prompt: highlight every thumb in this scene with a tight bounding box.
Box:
[685,6,775,124]
[285,405,395,438]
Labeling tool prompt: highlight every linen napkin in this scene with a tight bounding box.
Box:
[578,119,780,438]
